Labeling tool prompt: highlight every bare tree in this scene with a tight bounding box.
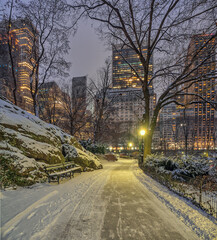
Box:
[88,58,114,143]
[70,0,217,159]
[61,82,92,138]
[159,120,168,152]
[17,0,73,115]
[38,82,63,125]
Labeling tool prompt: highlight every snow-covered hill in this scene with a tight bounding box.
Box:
[0,96,102,187]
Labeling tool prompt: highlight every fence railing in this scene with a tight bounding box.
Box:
[143,167,217,219]
[173,184,217,218]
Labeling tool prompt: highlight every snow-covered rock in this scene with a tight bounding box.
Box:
[75,148,103,169]
[0,96,102,187]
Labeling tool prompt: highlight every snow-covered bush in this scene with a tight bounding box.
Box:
[79,140,105,154]
[143,154,214,181]
[62,144,78,161]
[144,154,179,171]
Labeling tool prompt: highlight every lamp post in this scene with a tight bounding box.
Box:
[139,129,146,166]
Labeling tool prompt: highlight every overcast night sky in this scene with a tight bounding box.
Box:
[67,19,110,81]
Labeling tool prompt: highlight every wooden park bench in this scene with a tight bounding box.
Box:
[44,162,81,184]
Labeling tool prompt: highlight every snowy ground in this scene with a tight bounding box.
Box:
[1,159,217,240]
[133,164,217,239]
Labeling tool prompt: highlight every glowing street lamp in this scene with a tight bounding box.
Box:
[128,142,133,147]
[140,129,146,136]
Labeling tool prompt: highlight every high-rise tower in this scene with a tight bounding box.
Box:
[112,45,153,89]
[185,34,216,149]
[0,19,38,113]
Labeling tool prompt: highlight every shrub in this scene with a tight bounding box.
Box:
[79,140,106,154]
[143,154,212,181]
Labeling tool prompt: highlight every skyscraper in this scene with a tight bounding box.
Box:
[72,76,87,102]
[71,76,92,140]
[112,45,153,88]
[105,44,155,146]
[0,19,38,113]
[185,34,216,150]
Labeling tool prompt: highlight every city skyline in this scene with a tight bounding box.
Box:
[0,13,216,150]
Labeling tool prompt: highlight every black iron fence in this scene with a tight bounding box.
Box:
[142,167,217,219]
[173,183,217,219]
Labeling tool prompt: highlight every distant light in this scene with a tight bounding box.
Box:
[129,142,133,147]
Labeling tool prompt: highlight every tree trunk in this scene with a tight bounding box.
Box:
[143,133,153,160]
[7,0,17,105]
[185,135,188,156]
[33,95,38,116]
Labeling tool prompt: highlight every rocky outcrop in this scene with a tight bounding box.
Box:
[0,97,102,187]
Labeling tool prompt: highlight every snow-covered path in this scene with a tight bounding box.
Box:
[1,159,216,240]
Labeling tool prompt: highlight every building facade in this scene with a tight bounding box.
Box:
[185,34,216,150]
[72,76,87,102]
[38,81,66,126]
[112,45,153,89]
[0,19,38,113]
[159,34,217,151]
[159,103,180,150]
[71,76,93,140]
[105,87,156,146]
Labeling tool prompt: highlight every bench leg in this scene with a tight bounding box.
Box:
[57,176,60,184]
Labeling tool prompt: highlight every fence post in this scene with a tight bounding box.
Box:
[199,179,203,205]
